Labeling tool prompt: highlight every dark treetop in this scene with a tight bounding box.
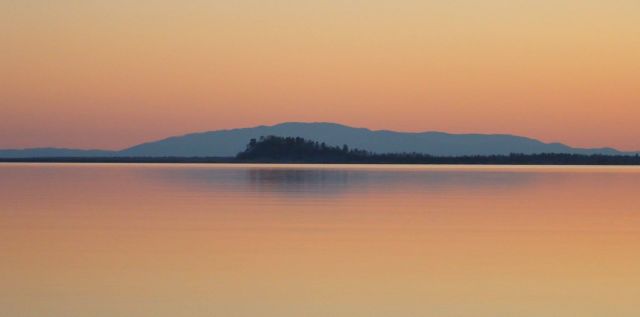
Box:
[235,136,640,165]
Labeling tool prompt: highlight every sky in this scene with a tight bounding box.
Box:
[1,0,639,151]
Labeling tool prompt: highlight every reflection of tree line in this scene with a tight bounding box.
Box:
[247,168,352,195]
[244,167,538,194]
[134,161,557,198]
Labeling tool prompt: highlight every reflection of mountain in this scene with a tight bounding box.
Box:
[137,165,545,199]
[1,122,633,158]
[246,169,352,195]
[136,167,356,198]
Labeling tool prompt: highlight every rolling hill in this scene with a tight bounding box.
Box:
[0,122,630,158]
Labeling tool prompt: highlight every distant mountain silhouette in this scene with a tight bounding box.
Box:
[0,148,115,158]
[119,122,627,157]
[0,122,632,158]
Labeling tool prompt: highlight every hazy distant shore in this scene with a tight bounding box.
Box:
[3,136,640,165]
[2,156,640,165]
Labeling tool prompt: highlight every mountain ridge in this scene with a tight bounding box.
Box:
[0,122,633,158]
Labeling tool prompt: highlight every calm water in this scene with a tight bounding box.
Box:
[1,164,639,317]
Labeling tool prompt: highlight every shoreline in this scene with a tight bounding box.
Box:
[2,157,640,166]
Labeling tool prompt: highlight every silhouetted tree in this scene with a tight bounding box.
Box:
[233,136,640,165]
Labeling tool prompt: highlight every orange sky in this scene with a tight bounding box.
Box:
[1,1,639,150]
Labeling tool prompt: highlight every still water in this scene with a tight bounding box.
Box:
[1,164,639,317]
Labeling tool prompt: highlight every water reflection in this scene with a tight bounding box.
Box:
[136,164,554,198]
[1,164,639,317]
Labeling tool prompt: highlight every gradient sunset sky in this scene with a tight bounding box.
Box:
[2,1,639,150]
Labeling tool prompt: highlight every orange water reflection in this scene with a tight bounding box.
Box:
[1,164,639,316]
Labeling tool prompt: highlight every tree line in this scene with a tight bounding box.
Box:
[235,135,640,165]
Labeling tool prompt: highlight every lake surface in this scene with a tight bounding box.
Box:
[1,164,639,317]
